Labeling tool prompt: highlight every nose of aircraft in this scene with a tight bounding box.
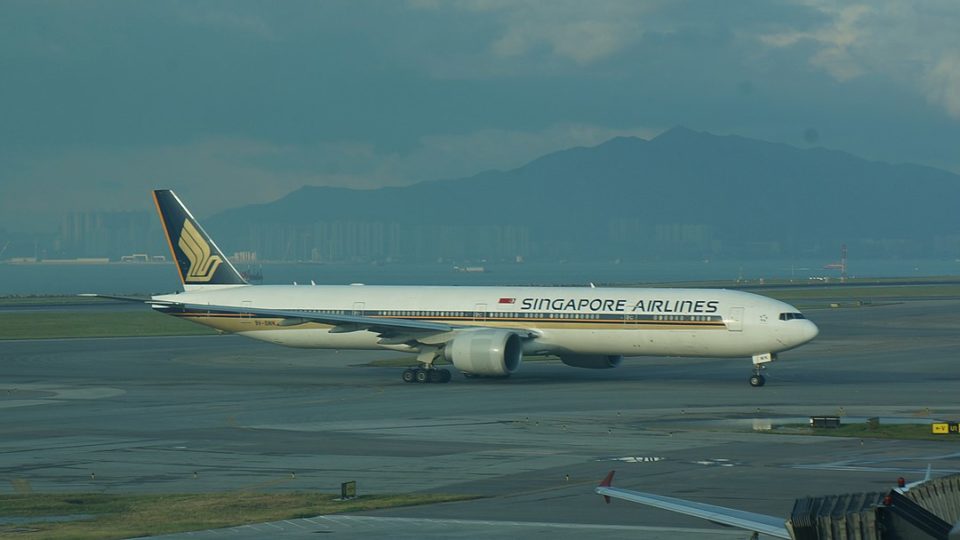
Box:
[801,319,819,343]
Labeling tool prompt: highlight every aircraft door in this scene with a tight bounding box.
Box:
[474,303,487,322]
[241,300,253,325]
[353,302,365,316]
[727,307,744,332]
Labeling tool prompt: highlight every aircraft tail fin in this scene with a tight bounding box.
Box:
[152,190,247,290]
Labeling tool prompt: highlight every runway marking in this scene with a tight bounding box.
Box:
[310,514,362,530]
[792,464,960,474]
[250,418,507,433]
[692,458,739,467]
[596,456,665,463]
[791,450,960,476]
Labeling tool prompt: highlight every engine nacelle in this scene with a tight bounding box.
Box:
[559,354,623,369]
[445,329,522,376]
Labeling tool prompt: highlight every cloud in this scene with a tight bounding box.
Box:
[490,17,640,64]
[414,0,656,67]
[925,53,960,119]
[175,6,277,40]
[759,3,869,80]
[757,1,960,118]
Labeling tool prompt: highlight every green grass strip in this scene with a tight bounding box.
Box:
[767,423,960,441]
[0,311,216,340]
[0,492,477,539]
[757,284,960,301]
[0,295,123,307]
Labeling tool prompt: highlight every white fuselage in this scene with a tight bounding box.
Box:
[153,285,818,359]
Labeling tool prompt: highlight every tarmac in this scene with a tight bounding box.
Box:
[2,299,960,538]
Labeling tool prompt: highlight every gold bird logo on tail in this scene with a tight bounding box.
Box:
[178,220,222,282]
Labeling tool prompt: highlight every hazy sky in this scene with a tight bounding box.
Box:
[2,0,959,232]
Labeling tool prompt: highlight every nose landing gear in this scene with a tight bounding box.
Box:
[749,353,776,387]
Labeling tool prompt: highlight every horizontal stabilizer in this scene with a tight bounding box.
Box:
[78,293,175,305]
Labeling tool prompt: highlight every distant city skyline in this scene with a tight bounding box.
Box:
[3,1,960,234]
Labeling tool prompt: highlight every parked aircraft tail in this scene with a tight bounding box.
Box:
[152,189,247,290]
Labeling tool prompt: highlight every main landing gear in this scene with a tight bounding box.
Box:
[402,367,452,384]
[402,347,452,384]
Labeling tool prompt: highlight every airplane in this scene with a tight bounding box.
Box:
[594,467,946,540]
[88,190,819,386]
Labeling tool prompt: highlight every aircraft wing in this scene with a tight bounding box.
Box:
[160,302,537,342]
[596,471,791,539]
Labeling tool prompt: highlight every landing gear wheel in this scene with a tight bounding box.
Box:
[415,369,429,383]
[402,368,417,383]
[749,374,766,387]
[428,370,444,383]
[440,369,452,383]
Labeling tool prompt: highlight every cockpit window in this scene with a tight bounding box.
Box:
[779,312,806,321]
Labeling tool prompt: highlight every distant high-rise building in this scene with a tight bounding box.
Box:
[234,220,531,262]
[58,210,161,259]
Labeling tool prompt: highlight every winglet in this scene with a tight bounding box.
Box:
[899,464,934,493]
[599,470,616,503]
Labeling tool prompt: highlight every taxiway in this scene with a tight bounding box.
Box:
[2,299,959,538]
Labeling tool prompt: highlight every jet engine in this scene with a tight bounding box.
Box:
[444,329,522,376]
[559,354,623,369]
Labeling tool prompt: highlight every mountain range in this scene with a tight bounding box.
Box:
[208,127,960,262]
